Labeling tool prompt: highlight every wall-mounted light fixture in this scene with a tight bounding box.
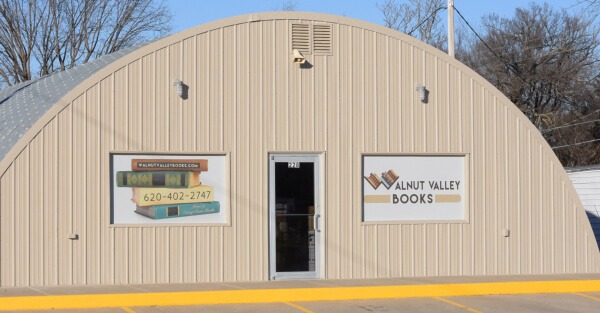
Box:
[416,84,428,103]
[173,79,184,97]
[292,49,306,64]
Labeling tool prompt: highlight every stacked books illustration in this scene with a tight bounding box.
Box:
[116,159,220,220]
[364,169,399,190]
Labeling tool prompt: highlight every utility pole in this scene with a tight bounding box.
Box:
[448,0,455,57]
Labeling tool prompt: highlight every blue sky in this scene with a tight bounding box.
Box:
[166,0,584,34]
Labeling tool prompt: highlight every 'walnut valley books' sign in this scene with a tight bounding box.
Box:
[362,155,465,222]
[111,154,227,224]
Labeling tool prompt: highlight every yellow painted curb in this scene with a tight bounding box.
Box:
[1,280,600,311]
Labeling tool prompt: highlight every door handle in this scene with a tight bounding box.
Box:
[315,214,321,232]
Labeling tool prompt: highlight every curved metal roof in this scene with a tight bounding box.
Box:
[0,47,136,161]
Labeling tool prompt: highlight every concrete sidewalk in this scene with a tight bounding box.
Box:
[2,274,600,311]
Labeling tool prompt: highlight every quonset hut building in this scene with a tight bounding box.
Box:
[0,12,598,287]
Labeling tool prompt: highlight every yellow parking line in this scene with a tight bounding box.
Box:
[574,292,600,302]
[283,301,314,313]
[120,307,137,313]
[1,280,600,311]
[434,297,483,313]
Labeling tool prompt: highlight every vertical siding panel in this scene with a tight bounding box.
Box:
[541,157,552,273]
[128,228,142,283]
[142,54,157,150]
[449,66,460,152]
[424,53,437,152]
[155,48,169,151]
[100,77,115,284]
[507,112,520,274]
[401,42,414,152]
[222,25,237,282]
[248,22,262,281]
[0,166,15,286]
[301,27,314,151]
[169,228,183,283]
[43,119,59,285]
[400,226,412,276]
[197,32,209,150]
[553,168,565,273]
[142,228,156,283]
[275,20,289,150]
[236,22,250,281]
[211,29,224,151]
[328,23,342,279]
[262,21,275,278]
[169,43,183,151]
[338,24,353,278]
[182,227,196,282]
[520,127,532,273]
[128,60,142,150]
[288,23,301,150]
[73,95,87,285]
[351,26,364,279]
[156,227,169,283]
[210,227,223,281]
[437,60,448,152]
[413,49,425,151]
[389,39,400,152]
[496,103,507,274]
[14,150,29,286]
[461,74,473,276]
[197,227,209,282]
[413,226,424,276]
[376,33,389,152]
[484,93,496,275]
[29,136,42,285]
[86,86,100,284]
[313,25,326,151]
[530,141,542,273]
[472,83,484,275]
[114,227,128,284]
[425,225,436,275]
[182,36,197,151]
[57,107,73,284]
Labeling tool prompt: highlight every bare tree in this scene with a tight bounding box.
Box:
[279,0,297,11]
[463,2,600,166]
[377,0,447,49]
[0,0,172,88]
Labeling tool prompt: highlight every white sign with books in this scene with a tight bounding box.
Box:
[111,154,227,224]
[363,155,465,222]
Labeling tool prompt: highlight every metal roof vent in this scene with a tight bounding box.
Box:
[291,23,311,54]
[313,24,332,55]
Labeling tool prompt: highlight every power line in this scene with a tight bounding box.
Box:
[542,118,600,133]
[452,7,535,92]
[551,138,600,150]
[407,6,447,36]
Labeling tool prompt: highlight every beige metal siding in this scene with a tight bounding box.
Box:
[0,13,599,287]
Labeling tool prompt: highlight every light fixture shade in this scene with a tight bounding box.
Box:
[173,80,183,97]
[415,84,428,102]
[292,49,306,64]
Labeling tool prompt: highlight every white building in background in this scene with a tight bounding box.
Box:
[567,165,600,246]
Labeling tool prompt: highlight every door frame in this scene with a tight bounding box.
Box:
[268,153,323,280]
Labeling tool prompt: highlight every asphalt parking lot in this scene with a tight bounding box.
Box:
[9,292,600,313]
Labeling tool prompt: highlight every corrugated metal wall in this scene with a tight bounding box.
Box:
[0,13,599,287]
